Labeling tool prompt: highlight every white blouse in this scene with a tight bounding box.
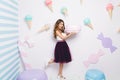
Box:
[56,33,66,41]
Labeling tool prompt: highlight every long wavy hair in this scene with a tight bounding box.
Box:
[53,19,65,38]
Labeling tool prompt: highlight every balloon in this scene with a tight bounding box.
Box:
[85,69,106,80]
[17,69,48,80]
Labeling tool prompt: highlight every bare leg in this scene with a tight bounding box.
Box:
[58,63,63,76]
[58,63,66,79]
[45,58,54,69]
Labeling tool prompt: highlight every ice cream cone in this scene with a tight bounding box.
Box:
[87,23,93,30]
[38,24,50,33]
[45,0,53,12]
[108,9,112,19]
[26,21,32,29]
[63,10,68,16]
[106,3,113,19]
[47,4,53,12]
[64,11,68,17]
[25,15,32,30]
[61,7,68,17]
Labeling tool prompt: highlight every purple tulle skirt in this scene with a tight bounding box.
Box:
[54,41,72,63]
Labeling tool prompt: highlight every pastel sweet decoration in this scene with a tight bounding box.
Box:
[18,41,25,47]
[45,0,53,12]
[24,39,34,48]
[84,18,93,30]
[118,4,120,7]
[85,69,106,80]
[24,63,32,69]
[20,51,28,57]
[83,49,105,68]
[117,28,120,33]
[37,24,50,33]
[17,69,48,80]
[97,33,117,53]
[106,3,113,19]
[80,0,83,5]
[25,15,32,30]
[18,37,34,48]
[61,7,68,17]
[65,25,81,33]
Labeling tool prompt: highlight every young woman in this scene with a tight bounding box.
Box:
[46,19,76,79]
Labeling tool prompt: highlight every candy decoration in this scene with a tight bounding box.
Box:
[97,33,117,53]
[83,49,105,67]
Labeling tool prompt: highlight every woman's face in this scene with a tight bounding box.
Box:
[58,22,64,30]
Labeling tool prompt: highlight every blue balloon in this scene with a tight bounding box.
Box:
[85,69,106,80]
[84,18,91,25]
[25,15,32,21]
[17,69,48,80]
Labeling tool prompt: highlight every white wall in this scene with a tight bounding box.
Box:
[19,0,120,80]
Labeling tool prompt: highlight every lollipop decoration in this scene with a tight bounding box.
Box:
[45,0,53,12]
[25,15,32,30]
[84,18,93,30]
[106,3,114,19]
[61,7,68,17]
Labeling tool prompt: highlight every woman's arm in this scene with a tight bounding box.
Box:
[56,30,76,40]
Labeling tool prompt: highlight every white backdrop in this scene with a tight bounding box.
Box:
[19,0,120,80]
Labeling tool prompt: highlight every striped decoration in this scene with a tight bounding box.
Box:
[0,0,20,80]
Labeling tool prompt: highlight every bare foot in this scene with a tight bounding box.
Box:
[45,58,54,69]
